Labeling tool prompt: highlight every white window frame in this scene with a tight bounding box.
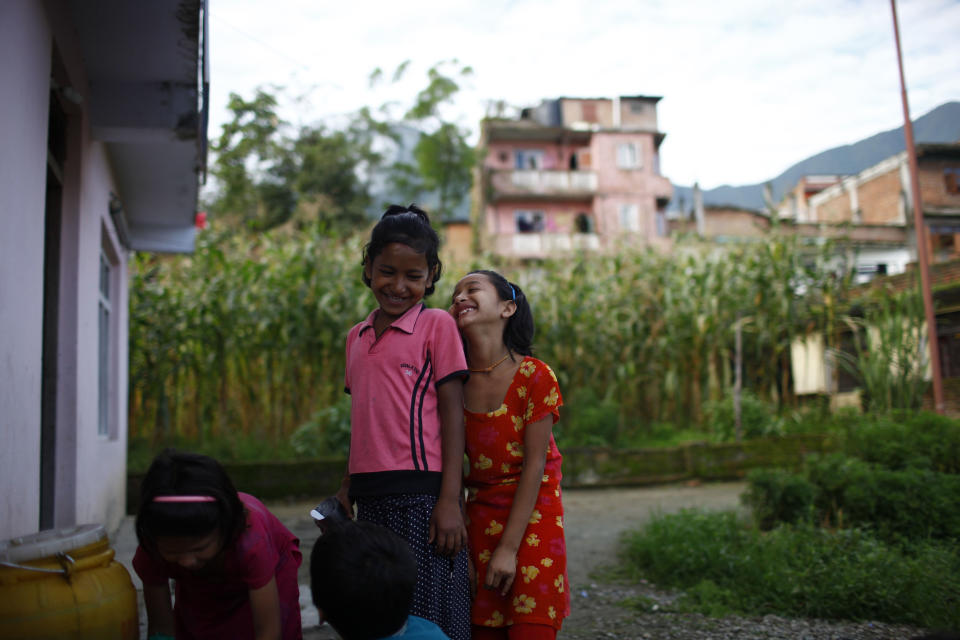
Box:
[98,224,121,440]
[616,142,643,169]
[619,204,641,232]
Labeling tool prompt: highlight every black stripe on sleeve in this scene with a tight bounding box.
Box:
[436,369,469,387]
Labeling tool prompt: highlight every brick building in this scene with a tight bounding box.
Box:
[669,205,771,241]
[474,96,673,258]
[784,143,960,277]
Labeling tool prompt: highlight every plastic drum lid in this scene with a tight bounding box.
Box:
[0,524,107,564]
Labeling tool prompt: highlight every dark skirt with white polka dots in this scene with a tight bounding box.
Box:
[356,493,471,640]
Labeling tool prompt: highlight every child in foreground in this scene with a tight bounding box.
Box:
[133,449,302,640]
[450,270,570,640]
[310,520,450,639]
[335,204,470,639]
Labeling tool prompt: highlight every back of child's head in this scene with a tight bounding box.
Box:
[470,269,535,356]
[362,203,442,296]
[135,449,245,552]
[310,520,417,640]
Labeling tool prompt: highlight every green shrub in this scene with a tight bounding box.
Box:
[842,467,960,543]
[127,434,302,472]
[742,468,815,529]
[804,453,873,528]
[703,390,783,441]
[621,509,960,628]
[620,509,754,587]
[780,402,851,436]
[751,450,960,543]
[842,411,960,473]
[290,395,352,457]
[554,387,620,447]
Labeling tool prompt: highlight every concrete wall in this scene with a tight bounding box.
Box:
[0,0,53,539]
[619,98,659,130]
[560,98,612,126]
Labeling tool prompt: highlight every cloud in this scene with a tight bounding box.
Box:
[207,0,960,189]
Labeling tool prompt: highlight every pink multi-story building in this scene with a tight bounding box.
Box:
[474,96,673,258]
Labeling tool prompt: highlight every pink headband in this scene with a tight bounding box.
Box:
[153,495,216,503]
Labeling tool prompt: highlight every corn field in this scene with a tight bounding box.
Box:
[129,225,866,454]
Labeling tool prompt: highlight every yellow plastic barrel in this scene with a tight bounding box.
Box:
[0,524,138,639]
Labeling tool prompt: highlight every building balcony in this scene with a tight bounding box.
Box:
[650,174,674,202]
[489,169,597,201]
[492,232,601,258]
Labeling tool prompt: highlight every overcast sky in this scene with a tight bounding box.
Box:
[208,0,960,189]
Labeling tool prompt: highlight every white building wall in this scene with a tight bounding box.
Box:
[0,0,52,539]
[791,334,827,395]
[72,144,130,530]
[0,0,131,539]
[852,247,913,284]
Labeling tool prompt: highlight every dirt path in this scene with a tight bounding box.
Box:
[558,482,747,638]
[271,481,748,639]
[123,482,927,639]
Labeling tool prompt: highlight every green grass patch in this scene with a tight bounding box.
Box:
[128,434,304,473]
[621,509,960,628]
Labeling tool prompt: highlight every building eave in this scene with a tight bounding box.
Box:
[69,0,209,253]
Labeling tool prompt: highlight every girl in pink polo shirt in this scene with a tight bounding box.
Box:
[335,204,471,640]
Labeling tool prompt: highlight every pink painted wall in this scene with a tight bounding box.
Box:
[0,0,51,539]
[486,200,594,236]
[481,118,672,255]
[1,0,130,539]
[486,141,578,171]
[589,132,664,240]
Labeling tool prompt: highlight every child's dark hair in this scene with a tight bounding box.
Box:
[470,269,534,356]
[362,204,442,296]
[310,520,417,640]
[135,449,246,553]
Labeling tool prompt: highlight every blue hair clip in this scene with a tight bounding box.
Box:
[509,284,516,301]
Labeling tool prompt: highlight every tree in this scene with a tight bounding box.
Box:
[373,60,476,220]
[208,88,374,233]
[210,89,291,230]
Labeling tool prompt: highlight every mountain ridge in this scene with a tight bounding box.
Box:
[670,101,960,213]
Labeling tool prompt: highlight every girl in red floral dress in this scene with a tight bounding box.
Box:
[450,269,570,640]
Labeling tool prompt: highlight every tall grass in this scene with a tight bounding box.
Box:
[129,225,372,448]
[131,225,914,456]
[833,283,930,413]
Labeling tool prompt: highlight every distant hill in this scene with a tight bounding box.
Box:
[670,101,960,213]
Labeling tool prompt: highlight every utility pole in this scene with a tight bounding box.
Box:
[890,0,945,413]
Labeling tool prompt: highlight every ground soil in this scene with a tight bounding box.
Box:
[125,481,932,639]
[283,481,749,639]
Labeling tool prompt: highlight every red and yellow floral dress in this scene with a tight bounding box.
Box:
[464,357,570,630]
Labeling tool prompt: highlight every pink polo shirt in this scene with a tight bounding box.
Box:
[345,303,468,497]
